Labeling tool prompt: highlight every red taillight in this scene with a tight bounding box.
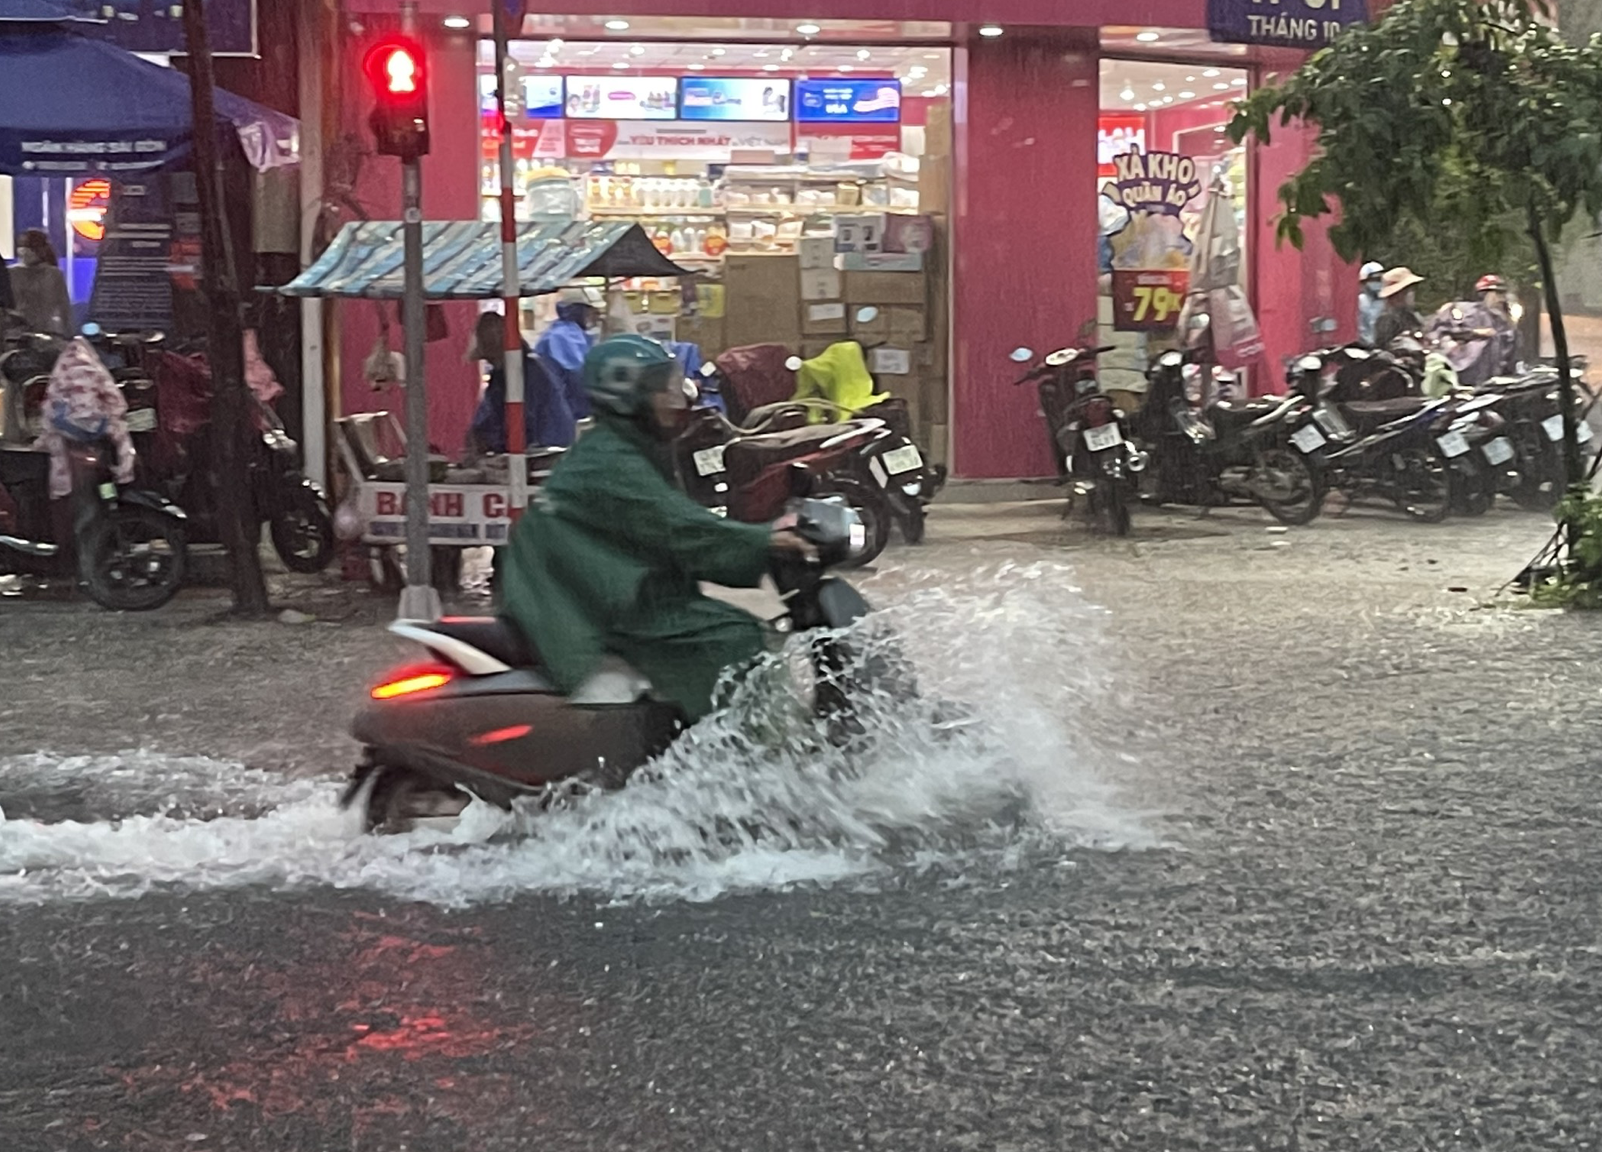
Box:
[1084,397,1113,428]
[370,664,454,700]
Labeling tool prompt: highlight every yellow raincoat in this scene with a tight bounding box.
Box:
[790,341,890,423]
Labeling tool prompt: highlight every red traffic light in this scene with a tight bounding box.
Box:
[362,36,430,159]
[363,37,427,99]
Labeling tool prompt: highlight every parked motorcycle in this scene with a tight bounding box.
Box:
[340,496,875,832]
[1136,347,1323,525]
[1008,343,1143,535]
[0,437,188,610]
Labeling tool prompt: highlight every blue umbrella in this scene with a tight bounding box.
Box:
[0,0,297,176]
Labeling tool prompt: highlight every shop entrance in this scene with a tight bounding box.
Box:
[475,20,955,463]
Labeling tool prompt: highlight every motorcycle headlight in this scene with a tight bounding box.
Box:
[901,480,922,497]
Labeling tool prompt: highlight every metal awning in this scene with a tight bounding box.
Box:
[276,219,690,300]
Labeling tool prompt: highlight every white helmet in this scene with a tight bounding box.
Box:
[558,285,604,308]
[1359,261,1384,281]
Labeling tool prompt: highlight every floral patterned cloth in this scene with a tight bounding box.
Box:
[37,338,135,498]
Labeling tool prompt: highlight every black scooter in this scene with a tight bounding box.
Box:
[1009,343,1145,536]
[0,438,188,610]
[340,496,877,832]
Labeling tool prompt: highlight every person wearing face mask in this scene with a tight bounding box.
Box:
[498,336,813,724]
[1356,261,1385,347]
[8,230,73,336]
[465,309,575,455]
[535,286,602,424]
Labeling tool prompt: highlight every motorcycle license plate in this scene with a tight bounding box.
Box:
[125,408,157,433]
[1083,424,1123,452]
[692,445,726,477]
[1482,437,1515,466]
[1314,406,1351,438]
[1436,430,1471,458]
[98,482,117,500]
[882,444,924,474]
[1290,424,1327,454]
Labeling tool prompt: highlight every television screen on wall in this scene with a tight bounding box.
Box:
[564,76,679,120]
[679,77,792,122]
[795,78,901,124]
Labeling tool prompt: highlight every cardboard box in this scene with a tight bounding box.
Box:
[843,268,928,306]
[800,338,836,359]
[676,314,725,359]
[835,213,886,253]
[883,214,935,255]
[838,251,924,273]
[722,254,803,349]
[919,153,952,217]
[886,305,928,342]
[802,300,849,336]
[797,236,837,270]
[799,267,842,301]
[925,102,952,160]
[870,346,913,376]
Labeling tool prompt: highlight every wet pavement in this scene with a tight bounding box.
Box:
[4,502,1602,1150]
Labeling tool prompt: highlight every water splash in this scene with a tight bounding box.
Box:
[0,559,1156,906]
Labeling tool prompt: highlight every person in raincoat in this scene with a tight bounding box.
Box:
[499,335,814,723]
[466,310,575,454]
[790,339,888,423]
[535,286,602,423]
[1356,261,1386,347]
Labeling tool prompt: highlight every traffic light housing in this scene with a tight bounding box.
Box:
[363,37,430,159]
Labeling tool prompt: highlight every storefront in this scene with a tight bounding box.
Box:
[329,4,1354,480]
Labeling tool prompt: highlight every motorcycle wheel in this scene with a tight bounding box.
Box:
[822,480,890,568]
[1393,448,1451,523]
[1102,480,1133,537]
[361,764,470,834]
[898,502,926,545]
[269,485,335,573]
[1253,448,1325,526]
[80,505,188,611]
[1448,465,1494,517]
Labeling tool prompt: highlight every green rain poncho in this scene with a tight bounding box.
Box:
[791,340,890,423]
[500,414,773,722]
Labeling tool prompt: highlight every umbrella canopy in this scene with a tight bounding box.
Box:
[0,0,297,176]
[278,220,691,300]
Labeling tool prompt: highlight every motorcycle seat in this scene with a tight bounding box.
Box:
[723,424,859,483]
[1206,398,1285,434]
[432,616,539,669]
[1341,397,1430,433]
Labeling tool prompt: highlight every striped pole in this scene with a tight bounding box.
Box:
[492,0,526,520]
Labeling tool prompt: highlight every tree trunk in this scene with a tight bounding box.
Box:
[182,0,270,616]
[1528,204,1583,490]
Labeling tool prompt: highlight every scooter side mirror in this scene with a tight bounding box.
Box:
[854,306,880,324]
[1297,355,1322,372]
[1009,347,1034,363]
[1158,350,1183,369]
[699,362,718,378]
[784,355,804,371]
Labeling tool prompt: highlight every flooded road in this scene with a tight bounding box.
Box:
[3,507,1601,1149]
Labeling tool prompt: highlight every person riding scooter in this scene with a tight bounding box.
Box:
[499,335,814,723]
[536,286,603,422]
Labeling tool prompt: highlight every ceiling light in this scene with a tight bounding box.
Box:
[978,24,1004,37]
[441,14,470,30]
[1213,82,1230,90]
[612,61,628,70]
[908,65,927,77]
[1202,68,1220,77]
[762,63,779,71]
[924,51,942,59]
[1161,95,1174,104]
[604,18,629,31]
[1135,30,1159,42]
[754,48,770,57]
[688,62,704,70]
[536,56,554,68]
[856,48,871,60]
[1151,82,1165,91]
[1133,103,1147,111]
[1178,90,1195,98]
[922,85,948,96]
[1119,87,1134,101]
[1185,76,1196,82]
[837,65,853,73]
[797,22,821,35]
[780,47,794,60]
[1230,77,1246,86]
[710,47,726,56]
[629,44,644,56]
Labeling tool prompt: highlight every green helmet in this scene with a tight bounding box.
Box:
[582,335,682,417]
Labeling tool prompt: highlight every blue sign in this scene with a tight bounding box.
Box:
[679,77,791,122]
[521,76,563,119]
[795,79,901,124]
[1206,0,1368,48]
[61,0,257,56]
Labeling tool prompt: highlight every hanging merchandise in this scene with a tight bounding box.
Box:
[1184,170,1264,370]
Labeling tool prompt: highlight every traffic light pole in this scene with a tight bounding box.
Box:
[491,1,527,521]
[397,0,440,621]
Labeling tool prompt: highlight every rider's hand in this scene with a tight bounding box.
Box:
[770,528,819,563]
